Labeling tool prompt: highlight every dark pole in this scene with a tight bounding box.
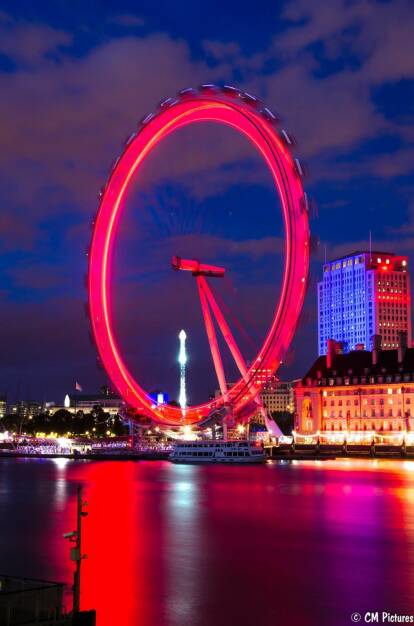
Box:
[64,485,88,615]
[73,486,82,613]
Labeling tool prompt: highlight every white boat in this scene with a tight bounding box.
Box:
[170,440,266,464]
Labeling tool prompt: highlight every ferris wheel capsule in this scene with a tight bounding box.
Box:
[260,107,280,124]
[221,85,241,97]
[177,87,198,97]
[140,112,156,125]
[199,83,219,92]
[240,91,260,107]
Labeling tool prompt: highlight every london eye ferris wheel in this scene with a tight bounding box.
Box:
[87,84,310,428]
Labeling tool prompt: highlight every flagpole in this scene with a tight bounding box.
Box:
[74,383,79,418]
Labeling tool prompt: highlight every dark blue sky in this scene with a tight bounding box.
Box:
[0,0,413,404]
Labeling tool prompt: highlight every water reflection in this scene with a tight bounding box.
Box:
[0,458,413,626]
[52,458,69,509]
[165,465,201,626]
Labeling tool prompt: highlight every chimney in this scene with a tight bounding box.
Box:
[327,339,334,369]
[398,331,408,363]
[371,334,382,365]
[326,339,341,369]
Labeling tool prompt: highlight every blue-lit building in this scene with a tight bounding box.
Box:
[318,251,412,355]
[149,391,169,405]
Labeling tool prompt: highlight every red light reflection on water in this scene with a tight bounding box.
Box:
[70,461,159,626]
[58,458,414,626]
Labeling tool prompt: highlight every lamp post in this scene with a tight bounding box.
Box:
[63,485,88,614]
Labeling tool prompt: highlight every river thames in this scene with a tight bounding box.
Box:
[0,457,413,626]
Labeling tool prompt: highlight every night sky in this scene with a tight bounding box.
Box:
[1,1,413,405]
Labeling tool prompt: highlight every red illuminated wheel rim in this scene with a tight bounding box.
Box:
[88,86,310,426]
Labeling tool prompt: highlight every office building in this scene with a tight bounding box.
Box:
[318,251,411,355]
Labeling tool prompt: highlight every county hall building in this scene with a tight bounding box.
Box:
[295,336,414,437]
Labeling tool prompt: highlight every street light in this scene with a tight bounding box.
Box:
[63,486,88,615]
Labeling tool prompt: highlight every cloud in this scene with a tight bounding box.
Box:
[369,147,414,179]
[199,0,414,174]
[321,236,414,269]
[276,0,371,57]
[0,29,229,249]
[202,40,241,61]
[112,230,284,288]
[152,152,271,201]
[263,63,387,158]
[392,198,414,236]
[107,14,145,28]
[149,233,283,267]
[0,210,39,251]
[1,0,413,240]
[0,17,71,65]
[307,145,414,183]
[275,0,414,85]
[0,297,86,366]
[7,264,65,290]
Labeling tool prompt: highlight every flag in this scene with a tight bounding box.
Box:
[75,382,83,392]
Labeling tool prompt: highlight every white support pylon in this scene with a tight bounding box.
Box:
[178,329,188,414]
[200,277,282,437]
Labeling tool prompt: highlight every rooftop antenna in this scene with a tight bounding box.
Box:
[324,244,327,264]
[369,230,372,263]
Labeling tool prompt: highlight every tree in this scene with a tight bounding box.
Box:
[50,409,73,434]
[271,411,294,435]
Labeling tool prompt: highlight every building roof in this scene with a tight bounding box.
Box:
[68,393,121,402]
[326,250,397,264]
[303,348,414,382]
[0,574,64,594]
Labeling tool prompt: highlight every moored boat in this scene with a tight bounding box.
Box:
[170,439,265,463]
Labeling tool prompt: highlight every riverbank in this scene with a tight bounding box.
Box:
[0,449,171,461]
[1,445,414,461]
[266,442,414,460]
